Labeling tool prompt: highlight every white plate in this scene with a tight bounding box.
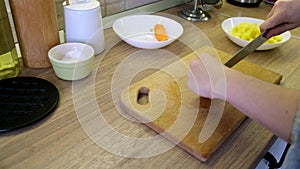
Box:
[221,17,291,50]
[112,15,183,49]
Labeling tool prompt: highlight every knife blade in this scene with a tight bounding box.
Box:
[224,30,268,68]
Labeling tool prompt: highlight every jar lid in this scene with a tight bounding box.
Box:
[64,0,99,11]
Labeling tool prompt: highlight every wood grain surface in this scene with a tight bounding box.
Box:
[10,0,60,68]
[120,46,282,162]
[1,1,300,169]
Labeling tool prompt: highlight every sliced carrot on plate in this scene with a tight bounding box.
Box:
[154,24,168,41]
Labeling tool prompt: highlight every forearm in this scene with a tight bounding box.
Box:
[224,67,300,143]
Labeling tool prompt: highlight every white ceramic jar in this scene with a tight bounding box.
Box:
[64,0,105,55]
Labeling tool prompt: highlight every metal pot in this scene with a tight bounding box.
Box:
[227,0,263,7]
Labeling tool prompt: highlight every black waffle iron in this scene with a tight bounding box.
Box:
[0,77,59,132]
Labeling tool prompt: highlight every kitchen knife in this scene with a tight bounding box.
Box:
[224,31,268,68]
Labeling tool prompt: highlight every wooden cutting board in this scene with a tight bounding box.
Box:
[120,46,282,162]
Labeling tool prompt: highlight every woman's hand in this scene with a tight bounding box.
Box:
[260,0,300,38]
[187,53,227,100]
[187,53,299,143]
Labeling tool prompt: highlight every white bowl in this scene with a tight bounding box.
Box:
[221,17,291,50]
[48,43,94,81]
[112,14,183,49]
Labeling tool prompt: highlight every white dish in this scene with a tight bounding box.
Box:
[221,17,291,50]
[112,15,183,49]
[48,43,94,81]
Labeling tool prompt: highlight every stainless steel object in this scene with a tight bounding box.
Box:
[179,0,221,21]
[224,31,268,68]
[227,0,263,7]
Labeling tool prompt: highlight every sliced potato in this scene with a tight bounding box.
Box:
[230,22,282,44]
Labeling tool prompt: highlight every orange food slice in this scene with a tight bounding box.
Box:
[154,24,168,41]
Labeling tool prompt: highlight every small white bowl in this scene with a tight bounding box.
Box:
[112,14,183,49]
[48,43,94,81]
[221,17,291,50]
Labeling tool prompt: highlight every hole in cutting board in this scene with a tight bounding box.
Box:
[137,87,149,105]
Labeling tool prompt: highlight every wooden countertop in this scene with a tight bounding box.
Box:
[1,1,300,169]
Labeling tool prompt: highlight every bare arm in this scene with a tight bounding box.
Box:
[188,57,300,143]
[224,66,299,143]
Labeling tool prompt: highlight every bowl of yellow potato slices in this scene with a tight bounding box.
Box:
[221,17,291,50]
